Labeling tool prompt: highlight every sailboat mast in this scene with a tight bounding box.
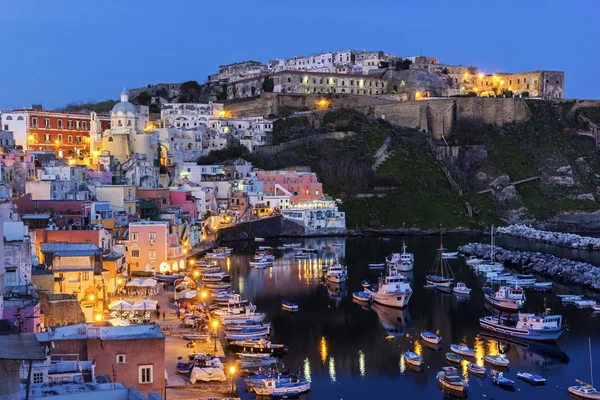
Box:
[491,224,495,263]
[590,337,594,387]
[439,224,443,266]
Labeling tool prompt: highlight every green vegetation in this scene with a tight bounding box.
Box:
[262,77,274,93]
[62,99,118,113]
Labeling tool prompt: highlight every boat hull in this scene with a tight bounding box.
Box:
[484,294,523,311]
[479,318,563,342]
[325,275,347,284]
[253,382,311,396]
[568,386,600,399]
[420,332,442,345]
[365,289,411,308]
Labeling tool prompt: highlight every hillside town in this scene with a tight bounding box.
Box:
[2,42,600,400]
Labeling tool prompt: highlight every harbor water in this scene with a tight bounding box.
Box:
[224,236,600,399]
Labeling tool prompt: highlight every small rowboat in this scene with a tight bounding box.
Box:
[467,363,486,376]
[420,331,442,345]
[352,291,371,302]
[446,352,462,364]
[450,344,475,357]
[492,372,515,388]
[484,355,510,367]
[533,282,552,288]
[517,371,546,385]
[368,263,385,269]
[404,352,424,367]
[361,280,371,288]
[281,300,298,311]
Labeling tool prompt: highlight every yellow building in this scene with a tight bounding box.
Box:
[94,185,138,215]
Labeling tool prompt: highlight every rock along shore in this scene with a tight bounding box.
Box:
[458,243,600,292]
[497,224,600,250]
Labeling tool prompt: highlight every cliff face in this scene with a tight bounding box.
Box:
[243,102,600,231]
[217,215,306,242]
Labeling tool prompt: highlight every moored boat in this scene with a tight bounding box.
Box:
[352,291,371,302]
[426,227,455,288]
[420,331,442,345]
[364,273,412,308]
[437,366,468,393]
[517,371,546,385]
[450,344,475,357]
[467,363,486,376]
[229,339,287,355]
[404,351,424,367]
[324,262,348,284]
[492,372,515,388]
[252,377,311,397]
[484,355,510,367]
[453,282,472,296]
[368,263,385,269]
[386,242,414,272]
[281,300,298,311]
[479,312,564,342]
[361,280,371,288]
[224,327,270,341]
[569,338,600,399]
[446,352,462,364]
[485,285,526,311]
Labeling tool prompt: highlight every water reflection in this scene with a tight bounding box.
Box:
[326,281,347,307]
[414,340,423,357]
[399,353,406,374]
[303,357,311,383]
[358,350,366,377]
[474,334,485,367]
[320,336,328,364]
[328,356,336,382]
[371,303,411,339]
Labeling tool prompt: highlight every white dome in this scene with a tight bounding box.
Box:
[111,91,138,117]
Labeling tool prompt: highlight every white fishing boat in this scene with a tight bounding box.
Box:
[368,263,386,269]
[437,366,468,394]
[420,331,442,345]
[480,312,564,342]
[324,263,348,284]
[453,282,472,296]
[404,352,424,367]
[485,284,526,311]
[442,251,459,258]
[517,371,546,385]
[467,363,486,376]
[364,273,412,308]
[450,344,475,357]
[562,295,584,304]
[569,338,600,399]
[219,305,267,325]
[252,378,311,397]
[249,258,273,268]
[484,355,510,367]
[385,243,414,272]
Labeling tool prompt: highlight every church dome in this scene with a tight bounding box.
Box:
[111,91,138,117]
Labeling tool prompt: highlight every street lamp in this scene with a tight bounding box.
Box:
[229,365,237,394]
[201,291,208,300]
[212,320,219,354]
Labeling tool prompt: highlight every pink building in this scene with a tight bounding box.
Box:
[255,170,323,205]
[84,170,113,184]
[126,221,186,274]
[169,189,197,219]
[0,151,33,167]
[2,297,42,333]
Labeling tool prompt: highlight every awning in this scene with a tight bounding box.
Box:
[108,300,133,311]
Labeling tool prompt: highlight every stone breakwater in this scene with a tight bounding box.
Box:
[497,224,600,250]
[458,243,600,291]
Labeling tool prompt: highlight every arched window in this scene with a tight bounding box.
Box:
[127,120,131,127]
[5,116,12,120]
[117,120,122,127]
[17,116,23,120]
[108,137,114,142]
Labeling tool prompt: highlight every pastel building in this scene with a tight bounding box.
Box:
[255,170,323,206]
[126,221,186,274]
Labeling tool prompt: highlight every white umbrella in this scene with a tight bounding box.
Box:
[132,299,158,311]
[125,278,144,287]
[141,278,157,287]
[108,300,134,311]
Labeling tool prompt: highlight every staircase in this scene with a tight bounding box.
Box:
[433,149,475,223]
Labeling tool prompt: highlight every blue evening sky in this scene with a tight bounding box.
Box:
[0,0,597,109]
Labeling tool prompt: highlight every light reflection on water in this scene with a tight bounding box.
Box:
[358,350,366,377]
[414,340,423,357]
[474,334,485,367]
[487,339,500,356]
[320,336,328,364]
[399,353,406,375]
[303,357,311,383]
[328,356,336,382]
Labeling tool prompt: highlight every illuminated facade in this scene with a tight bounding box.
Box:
[272,71,387,95]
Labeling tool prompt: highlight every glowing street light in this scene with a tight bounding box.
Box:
[229,365,237,394]
[201,291,208,300]
[212,320,220,353]
[94,314,103,322]
[189,259,195,266]
[89,294,95,302]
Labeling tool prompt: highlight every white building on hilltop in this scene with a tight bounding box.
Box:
[282,200,346,232]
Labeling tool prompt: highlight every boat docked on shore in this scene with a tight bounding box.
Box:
[437,366,468,394]
[219,305,267,325]
[480,312,564,342]
[364,273,412,308]
[324,263,348,284]
[485,285,526,311]
[252,377,311,397]
[224,327,270,341]
[450,344,475,357]
[228,339,287,355]
[404,351,424,367]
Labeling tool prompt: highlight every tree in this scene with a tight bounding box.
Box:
[262,77,274,93]
[134,91,152,106]
[180,80,203,103]
[395,59,412,71]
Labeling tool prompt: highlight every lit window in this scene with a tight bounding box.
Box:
[139,365,153,384]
